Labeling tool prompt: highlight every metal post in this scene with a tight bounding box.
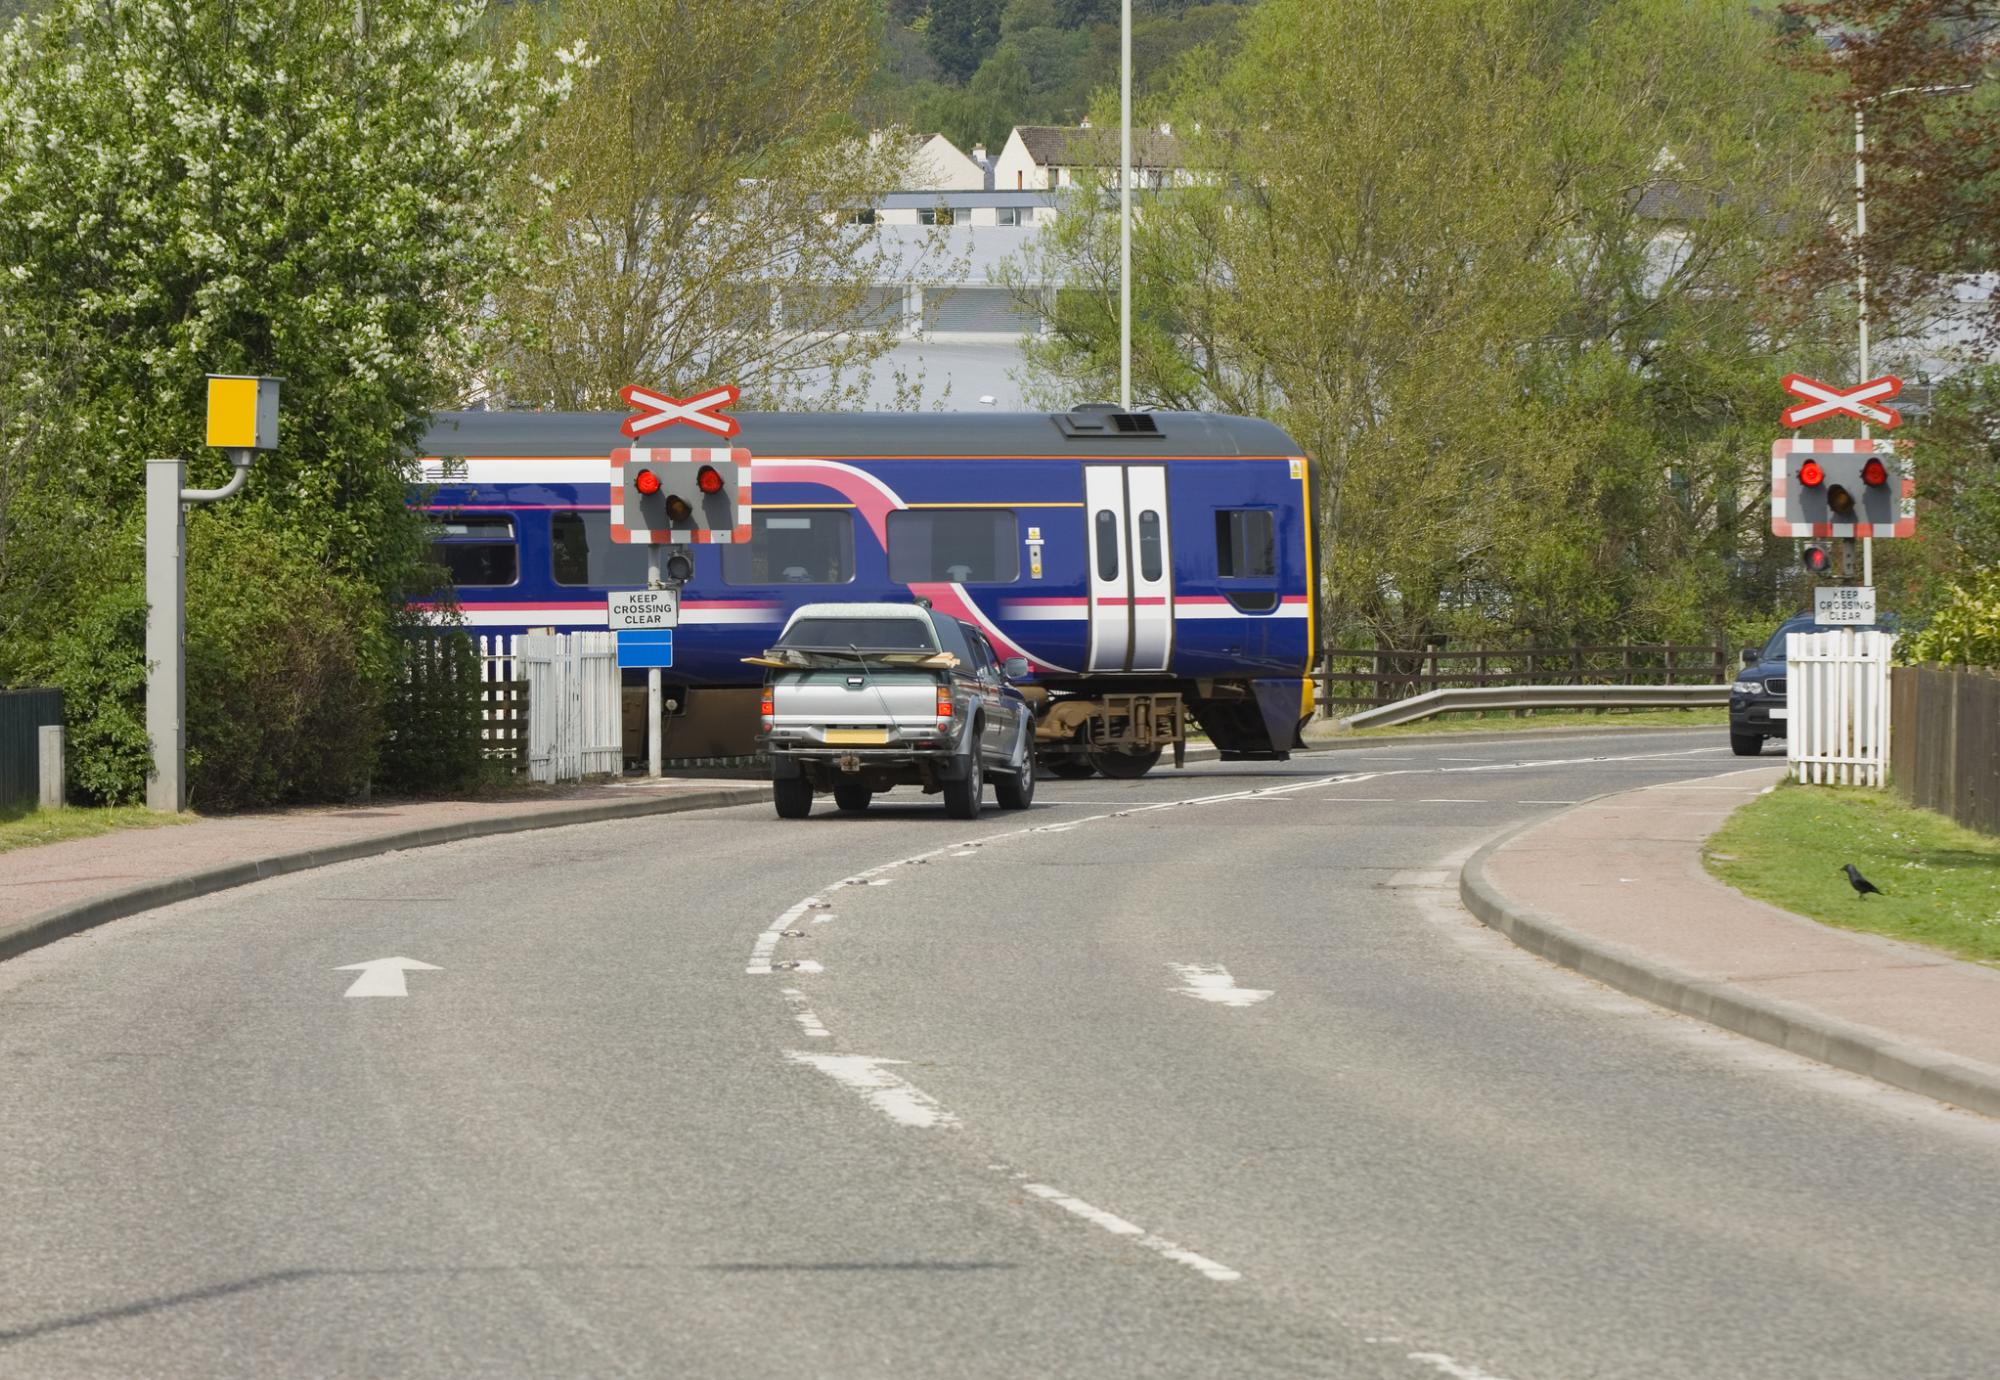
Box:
[145,458,187,812]
[1854,104,1874,591]
[1119,0,1133,411]
[647,548,662,779]
[38,725,64,809]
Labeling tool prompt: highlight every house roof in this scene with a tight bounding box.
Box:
[1013,124,1183,170]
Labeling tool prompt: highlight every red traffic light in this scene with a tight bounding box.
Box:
[1797,461,1824,487]
[1803,545,1830,573]
[696,465,724,495]
[634,468,661,496]
[1861,457,1889,487]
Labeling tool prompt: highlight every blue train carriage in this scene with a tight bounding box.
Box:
[415,406,1318,776]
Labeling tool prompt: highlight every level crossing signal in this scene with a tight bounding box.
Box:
[611,446,753,545]
[1770,439,1913,540]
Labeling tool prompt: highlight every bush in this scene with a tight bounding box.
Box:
[41,575,152,805]
[180,517,390,810]
[374,630,489,797]
[1903,568,2000,670]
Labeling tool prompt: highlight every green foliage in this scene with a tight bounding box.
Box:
[375,632,489,797]
[927,0,1005,81]
[0,0,576,806]
[1904,568,2000,670]
[181,517,391,810]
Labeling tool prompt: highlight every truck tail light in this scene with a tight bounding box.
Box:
[936,684,953,729]
[760,688,774,731]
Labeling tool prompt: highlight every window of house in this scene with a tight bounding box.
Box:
[552,511,652,588]
[918,205,956,226]
[722,510,856,585]
[996,206,1023,227]
[428,516,517,587]
[887,509,1018,584]
[848,209,877,225]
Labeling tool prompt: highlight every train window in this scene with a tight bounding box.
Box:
[552,511,653,587]
[1137,510,1164,582]
[723,510,856,585]
[888,509,1019,584]
[1215,509,1275,579]
[428,517,517,587]
[1094,510,1119,581]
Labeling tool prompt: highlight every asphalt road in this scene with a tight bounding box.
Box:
[4,728,1998,1380]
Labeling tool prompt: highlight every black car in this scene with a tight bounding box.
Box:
[1729,611,1896,756]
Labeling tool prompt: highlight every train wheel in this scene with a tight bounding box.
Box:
[1088,746,1163,779]
[1042,756,1096,779]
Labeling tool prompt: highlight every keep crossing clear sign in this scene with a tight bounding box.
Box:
[1814,586,1877,626]
[608,588,679,630]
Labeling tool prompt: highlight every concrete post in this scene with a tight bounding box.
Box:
[38,725,64,809]
[146,457,187,812]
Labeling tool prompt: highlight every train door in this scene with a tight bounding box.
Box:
[1083,465,1174,673]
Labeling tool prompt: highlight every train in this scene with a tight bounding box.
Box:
[416,406,1317,776]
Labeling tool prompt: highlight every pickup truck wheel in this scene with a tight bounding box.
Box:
[1729,731,1764,757]
[1043,756,1095,779]
[832,782,873,813]
[772,774,814,818]
[1089,746,1162,779]
[943,751,984,819]
[994,757,1036,810]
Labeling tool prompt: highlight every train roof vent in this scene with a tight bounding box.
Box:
[1054,406,1164,440]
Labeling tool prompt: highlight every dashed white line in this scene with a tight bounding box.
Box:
[780,988,832,1039]
[747,897,821,975]
[1407,1352,1515,1380]
[1022,1183,1242,1282]
[1169,963,1273,1007]
[784,1052,959,1129]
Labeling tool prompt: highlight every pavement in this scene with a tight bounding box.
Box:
[0,776,767,963]
[1462,765,2000,1120]
[4,731,1999,1379]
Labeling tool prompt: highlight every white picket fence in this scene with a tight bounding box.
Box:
[1786,630,1895,787]
[477,633,622,783]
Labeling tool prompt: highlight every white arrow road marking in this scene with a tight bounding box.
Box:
[1169,963,1273,1007]
[784,1052,960,1128]
[335,957,441,998]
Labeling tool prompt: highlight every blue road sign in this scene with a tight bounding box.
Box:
[617,628,674,669]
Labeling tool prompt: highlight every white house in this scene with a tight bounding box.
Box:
[992,122,1185,192]
[899,132,990,192]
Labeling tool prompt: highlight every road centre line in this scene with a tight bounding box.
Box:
[784,1052,959,1129]
[1021,1183,1242,1283]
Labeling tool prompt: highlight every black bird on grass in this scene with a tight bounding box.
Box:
[1842,863,1884,899]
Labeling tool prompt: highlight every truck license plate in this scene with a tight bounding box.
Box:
[824,729,889,746]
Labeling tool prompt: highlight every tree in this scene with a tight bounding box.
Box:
[1780,1,2000,344]
[0,0,577,801]
[927,0,1005,82]
[1005,0,1837,647]
[498,0,954,410]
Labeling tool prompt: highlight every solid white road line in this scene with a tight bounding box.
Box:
[1022,1183,1242,1283]
[784,1052,959,1129]
[1168,963,1273,1008]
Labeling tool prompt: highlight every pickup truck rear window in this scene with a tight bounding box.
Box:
[777,617,939,651]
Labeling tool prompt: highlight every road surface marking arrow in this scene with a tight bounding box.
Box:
[336,957,441,998]
[1169,963,1273,1007]
[1780,373,1902,428]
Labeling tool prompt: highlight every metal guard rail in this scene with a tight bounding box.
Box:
[1340,683,1730,731]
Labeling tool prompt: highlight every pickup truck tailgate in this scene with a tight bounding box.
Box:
[770,669,939,729]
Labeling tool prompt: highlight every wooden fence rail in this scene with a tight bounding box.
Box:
[1891,664,2000,836]
[1314,644,1729,712]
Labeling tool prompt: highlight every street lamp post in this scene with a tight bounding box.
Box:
[1120,0,1132,411]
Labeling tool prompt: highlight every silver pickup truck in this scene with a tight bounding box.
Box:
[754,602,1037,819]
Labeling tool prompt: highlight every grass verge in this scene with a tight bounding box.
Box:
[0,804,196,856]
[1704,783,2000,967]
[1317,707,1727,738]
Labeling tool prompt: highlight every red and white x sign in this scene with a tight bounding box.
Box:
[1781,373,1903,429]
[618,383,742,439]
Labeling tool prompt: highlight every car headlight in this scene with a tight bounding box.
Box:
[1732,679,1763,695]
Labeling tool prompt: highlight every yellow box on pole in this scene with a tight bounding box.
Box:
[205,375,281,451]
